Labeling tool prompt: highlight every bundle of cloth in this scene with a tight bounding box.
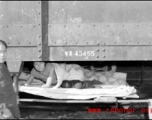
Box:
[0,103,14,119]
[52,63,127,88]
[84,69,127,85]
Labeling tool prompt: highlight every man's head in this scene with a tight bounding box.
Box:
[0,40,7,63]
[34,62,45,72]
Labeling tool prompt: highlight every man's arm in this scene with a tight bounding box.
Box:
[24,74,34,86]
[24,67,47,86]
[24,68,37,86]
[48,63,57,84]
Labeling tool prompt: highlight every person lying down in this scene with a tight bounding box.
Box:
[22,62,101,89]
[21,62,127,89]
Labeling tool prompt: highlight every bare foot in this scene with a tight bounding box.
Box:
[42,84,50,88]
[52,85,59,89]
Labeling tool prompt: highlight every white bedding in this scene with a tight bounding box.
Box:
[19,85,139,100]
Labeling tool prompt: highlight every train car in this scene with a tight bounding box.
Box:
[1,1,152,118]
[0,1,152,71]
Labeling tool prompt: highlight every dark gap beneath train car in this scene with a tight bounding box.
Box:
[19,61,152,99]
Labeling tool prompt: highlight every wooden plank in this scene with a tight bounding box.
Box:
[19,98,150,103]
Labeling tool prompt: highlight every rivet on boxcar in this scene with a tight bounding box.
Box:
[86,41,88,44]
[97,56,99,58]
[21,26,23,28]
[149,41,151,44]
[137,41,139,44]
[29,42,31,44]
[122,24,124,27]
[38,55,42,58]
[33,25,36,28]
[39,13,41,15]
[102,48,105,51]
[38,50,41,52]
[96,49,99,52]
[65,42,67,44]
[75,41,78,44]
[126,41,128,44]
[93,24,96,27]
[7,42,10,44]
[114,41,117,44]
[137,25,139,27]
[103,42,106,45]
[54,42,56,44]
[18,42,20,44]
[103,55,106,58]
[97,42,100,45]
[107,25,110,27]
[6,26,8,28]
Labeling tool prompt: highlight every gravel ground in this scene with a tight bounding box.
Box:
[20,107,146,119]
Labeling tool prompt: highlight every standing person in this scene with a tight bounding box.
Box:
[0,40,21,119]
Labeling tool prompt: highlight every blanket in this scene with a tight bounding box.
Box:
[19,85,138,100]
[52,63,85,88]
